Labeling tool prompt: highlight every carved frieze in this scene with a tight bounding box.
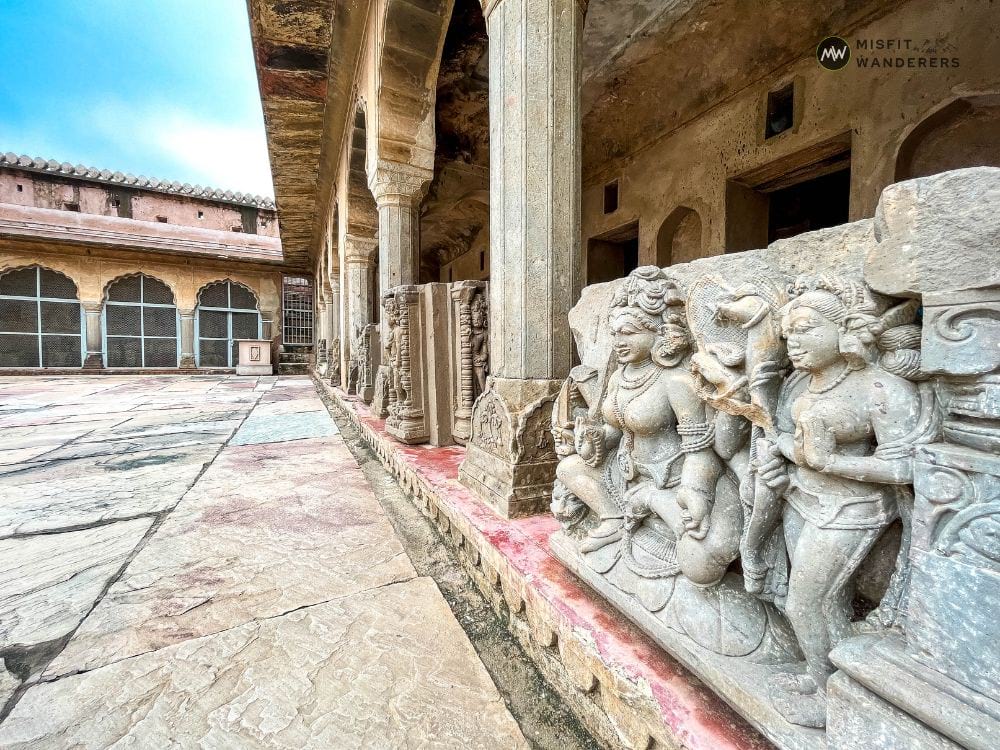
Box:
[543,168,1000,748]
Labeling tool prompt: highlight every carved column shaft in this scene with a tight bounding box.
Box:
[370,160,430,294]
[485,0,582,381]
[342,234,377,394]
[82,300,103,369]
[450,281,487,444]
[177,308,196,369]
[460,0,582,516]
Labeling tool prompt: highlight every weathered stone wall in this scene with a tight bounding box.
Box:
[0,165,278,237]
[581,0,1000,266]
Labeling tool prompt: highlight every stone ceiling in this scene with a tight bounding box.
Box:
[248,0,336,272]
[580,0,898,180]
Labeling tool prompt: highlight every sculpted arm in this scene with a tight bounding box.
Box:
[670,377,724,538]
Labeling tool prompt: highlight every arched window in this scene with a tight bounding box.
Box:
[104,274,179,368]
[196,281,261,367]
[0,266,83,368]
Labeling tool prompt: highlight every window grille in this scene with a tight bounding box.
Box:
[103,275,178,368]
[282,276,313,345]
[196,281,261,368]
[0,267,83,368]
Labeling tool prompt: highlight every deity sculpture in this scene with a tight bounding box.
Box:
[552,266,793,661]
[329,337,341,387]
[470,292,489,398]
[732,275,935,727]
[383,295,405,421]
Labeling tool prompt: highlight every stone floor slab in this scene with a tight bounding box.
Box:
[229,410,338,445]
[2,578,527,750]
[0,518,153,651]
[46,436,414,677]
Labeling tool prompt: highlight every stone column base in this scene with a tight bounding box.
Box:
[458,376,562,518]
[82,353,103,369]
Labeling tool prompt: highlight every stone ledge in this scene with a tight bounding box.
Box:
[317,375,770,750]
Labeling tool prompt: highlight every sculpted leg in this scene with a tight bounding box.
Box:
[555,454,625,552]
[775,515,880,727]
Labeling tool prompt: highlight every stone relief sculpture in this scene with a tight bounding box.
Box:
[328,337,341,387]
[451,281,489,444]
[470,292,489,396]
[551,266,796,663]
[374,295,400,419]
[710,275,936,727]
[550,251,950,742]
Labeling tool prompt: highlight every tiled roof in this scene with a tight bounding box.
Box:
[0,152,276,210]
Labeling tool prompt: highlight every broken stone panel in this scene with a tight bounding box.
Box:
[546,168,1000,748]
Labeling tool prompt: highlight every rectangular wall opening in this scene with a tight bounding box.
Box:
[726,133,852,252]
[587,220,639,285]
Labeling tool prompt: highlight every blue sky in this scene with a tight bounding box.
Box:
[0,0,274,197]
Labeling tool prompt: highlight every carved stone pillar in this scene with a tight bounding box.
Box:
[315,299,329,375]
[355,323,380,403]
[327,278,341,385]
[449,281,488,444]
[385,286,428,443]
[342,234,377,395]
[177,308,196,369]
[82,300,103,369]
[369,160,431,292]
[459,0,583,517]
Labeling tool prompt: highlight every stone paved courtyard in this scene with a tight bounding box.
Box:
[0,375,527,748]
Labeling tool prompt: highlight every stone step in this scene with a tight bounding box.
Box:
[278,353,311,364]
[278,363,310,375]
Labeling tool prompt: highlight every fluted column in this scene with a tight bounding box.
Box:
[82,300,103,369]
[178,308,196,369]
[460,0,583,517]
[369,160,432,292]
[342,234,378,393]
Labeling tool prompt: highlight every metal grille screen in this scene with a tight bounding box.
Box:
[282,276,313,345]
[0,267,82,368]
[104,274,178,368]
[196,281,261,367]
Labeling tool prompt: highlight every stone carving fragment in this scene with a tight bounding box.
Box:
[451,281,489,444]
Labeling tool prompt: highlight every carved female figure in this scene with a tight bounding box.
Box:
[553,268,788,660]
[470,293,489,397]
[753,276,927,727]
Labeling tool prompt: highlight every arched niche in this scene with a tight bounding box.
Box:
[103,273,178,368]
[0,265,83,368]
[656,206,703,267]
[895,94,1000,181]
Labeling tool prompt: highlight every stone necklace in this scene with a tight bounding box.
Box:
[807,362,851,394]
[613,360,662,482]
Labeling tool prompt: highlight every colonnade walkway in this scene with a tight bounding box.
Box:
[0,375,526,748]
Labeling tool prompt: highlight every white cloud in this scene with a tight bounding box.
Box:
[87,100,275,198]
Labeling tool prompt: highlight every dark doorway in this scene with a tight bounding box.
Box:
[768,167,850,242]
[726,133,852,252]
[587,221,639,285]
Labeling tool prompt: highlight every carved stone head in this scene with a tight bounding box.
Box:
[781,275,884,371]
[384,296,399,327]
[609,266,690,367]
[470,293,487,330]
